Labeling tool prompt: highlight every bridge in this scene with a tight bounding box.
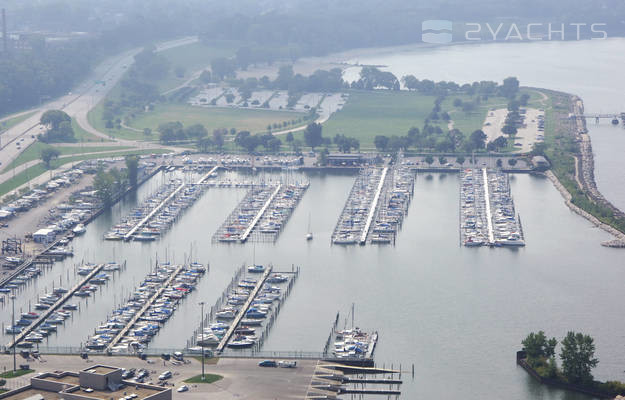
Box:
[566,112,625,124]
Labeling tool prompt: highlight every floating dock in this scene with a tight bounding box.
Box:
[213,179,308,243]
[215,266,273,353]
[460,168,525,247]
[6,263,105,348]
[331,168,387,245]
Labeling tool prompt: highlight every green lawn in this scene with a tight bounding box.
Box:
[2,142,133,173]
[0,369,34,378]
[184,374,223,384]
[129,103,306,136]
[306,90,436,147]
[0,111,37,132]
[157,40,239,92]
[0,148,171,198]
[72,118,108,142]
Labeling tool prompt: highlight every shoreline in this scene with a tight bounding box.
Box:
[546,94,625,247]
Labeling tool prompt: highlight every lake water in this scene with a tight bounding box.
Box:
[4,39,625,399]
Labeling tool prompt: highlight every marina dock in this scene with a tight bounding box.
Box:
[123,181,187,241]
[332,167,387,245]
[460,168,525,247]
[239,185,282,242]
[6,263,105,348]
[104,263,191,351]
[213,178,308,243]
[215,266,272,352]
[360,167,388,244]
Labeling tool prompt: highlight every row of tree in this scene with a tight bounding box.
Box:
[522,330,598,384]
[92,156,140,206]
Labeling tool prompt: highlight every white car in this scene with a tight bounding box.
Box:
[158,371,172,380]
[278,360,297,368]
[177,385,189,393]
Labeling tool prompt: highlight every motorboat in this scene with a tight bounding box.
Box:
[72,224,86,235]
[247,265,265,273]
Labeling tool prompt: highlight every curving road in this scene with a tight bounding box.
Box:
[0,36,198,188]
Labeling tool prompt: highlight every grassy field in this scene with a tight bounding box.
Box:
[312,90,437,147]
[0,369,34,378]
[72,118,107,142]
[2,141,133,173]
[184,374,223,384]
[129,103,306,136]
[0,111,37,132]
[0,148,170,198]
[157,40,239,92]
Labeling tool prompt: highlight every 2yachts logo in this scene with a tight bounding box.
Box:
[421,20,453,44]
[421,20,608,43]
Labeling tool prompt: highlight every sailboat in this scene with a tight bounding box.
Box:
[306,213,313,241]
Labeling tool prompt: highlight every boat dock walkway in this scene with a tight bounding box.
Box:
[360,168,388,244]
[6,263,105,348]
[105,264,186,351]
[123,181,186,241]
[215,266,273,353]
[482,168,495,244]
[122,166,218,241]
[239,184,282,243]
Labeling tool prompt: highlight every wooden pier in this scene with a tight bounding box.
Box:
[215,266,273,353]
[6,263,106,348]
[196,166,219,184]
[360,167,388,244]
[105,264,186,351]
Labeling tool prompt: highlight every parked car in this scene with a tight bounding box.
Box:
[278,360,297,368]
[158,371,172,380]
[258,360,277,367]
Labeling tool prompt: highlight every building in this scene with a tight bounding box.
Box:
[531,155,550,169]
[326,153,367,166]
[32,228,55,244]
[0,365,171,400]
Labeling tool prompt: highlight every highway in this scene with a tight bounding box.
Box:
[0,36,198,186]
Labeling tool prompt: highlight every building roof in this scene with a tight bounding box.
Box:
[33,228,55,236]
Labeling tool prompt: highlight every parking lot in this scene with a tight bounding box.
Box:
[0,354,316,399]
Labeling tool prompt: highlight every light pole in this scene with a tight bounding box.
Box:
[11,292,16,372]
[199,301,205,380]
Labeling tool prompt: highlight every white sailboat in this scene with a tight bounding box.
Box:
[306,213,313,241]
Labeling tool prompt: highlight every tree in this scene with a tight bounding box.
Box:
[197,136,213,152]
[424,155,434,165]
[508,158,518,167]
[500,76,520,98]
[41,147,61,168]
[285,132,294,144]
[41,109,71,131]
[212,129,225,149]
[522,331,557,360]
[496,158,503,167]
[184,124,208,139]
[211,57,236,81]
[501,125,518,136]
[456,155,465,165]
[519,93,530,106]
[235,131,251,149]
[560,332,599,384]
[125,155,139,187]
[317,148,329,166]
[199,70,212,84]
[303,123,323,149]
[374,135,389,152]
[265,137,282,153]
[143,128,152,136]
[469,129,487,150]
[438,156,447,165]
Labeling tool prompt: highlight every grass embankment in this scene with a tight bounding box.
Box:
[2,142,133,173]
[0,369,35,378]
[0,111,37,132]
[542,89,625,234]
[184,374,223,384]
[0,148,171,198]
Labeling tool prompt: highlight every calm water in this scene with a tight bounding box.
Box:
[3,39,625,399]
